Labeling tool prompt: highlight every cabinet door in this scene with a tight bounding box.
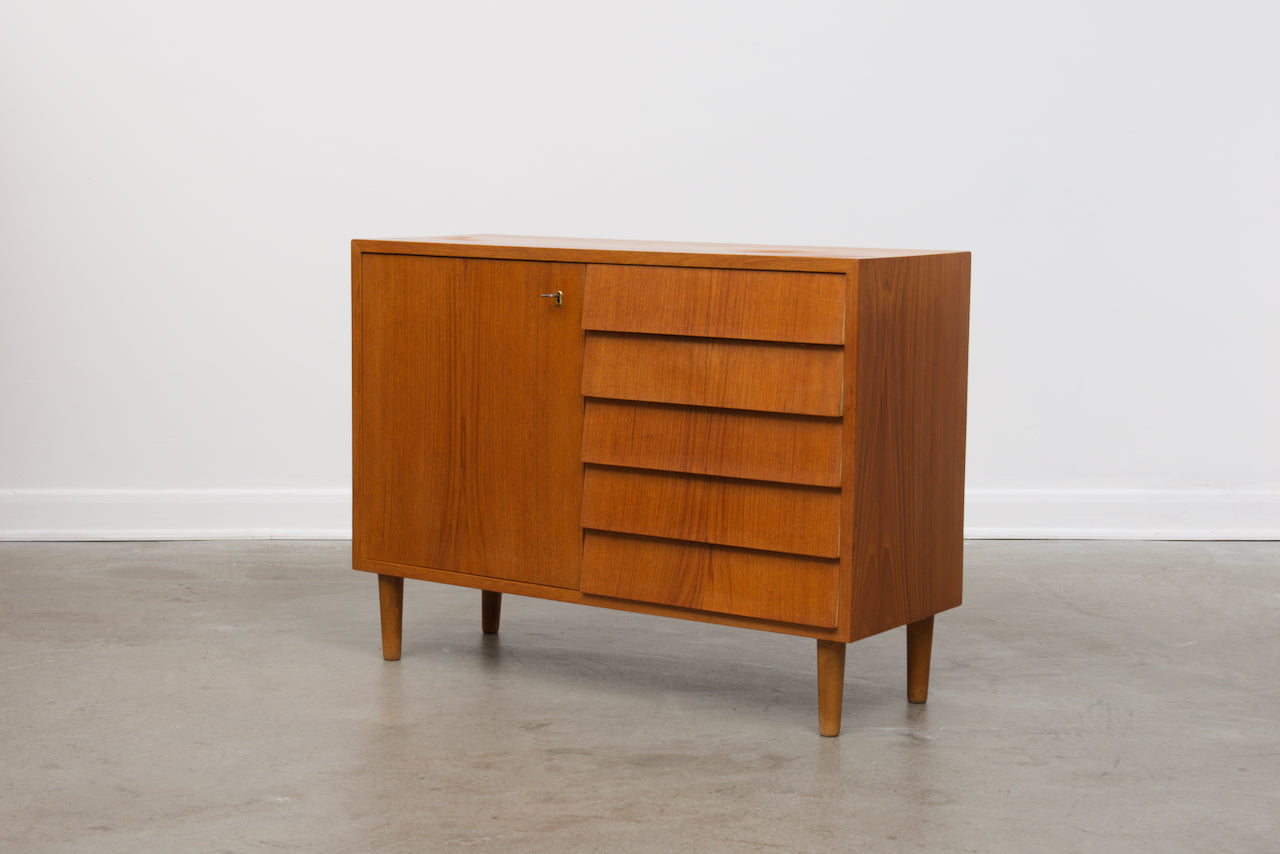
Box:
[356,254,585,589]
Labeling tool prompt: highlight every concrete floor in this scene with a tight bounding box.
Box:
[1,541,1277,853]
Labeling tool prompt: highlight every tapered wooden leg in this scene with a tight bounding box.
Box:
[481,590,502,635]
[378,574,404,661]
[907,615,935,703]
[817,639,847,737]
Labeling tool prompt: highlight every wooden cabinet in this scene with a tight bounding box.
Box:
[352,235,970,736]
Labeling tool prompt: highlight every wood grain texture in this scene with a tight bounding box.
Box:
[582,333,843,416]
[356,254,430,568]
[582,264,845,344]
[843,253,970,640]
[581,531,839,627]
[581,400,842,487]
[582,466,841,558]
[356,254,585,588]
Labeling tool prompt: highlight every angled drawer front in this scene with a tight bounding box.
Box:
[582,399,842,487]
[579,264,848,627]
[582,265,845,344]
[582,333,843,416]
[582,466,841,559]
[582,531,840,627]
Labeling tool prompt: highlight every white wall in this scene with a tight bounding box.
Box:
[3,0,1277,539]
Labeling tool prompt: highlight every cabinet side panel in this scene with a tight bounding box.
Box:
[350,247,360,563]
[847,254,970,640]
[352,243,362,566]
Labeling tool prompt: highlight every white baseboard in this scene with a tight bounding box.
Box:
[964,488,1280,540]
[1,487,1277,541]
[0,489,353,540]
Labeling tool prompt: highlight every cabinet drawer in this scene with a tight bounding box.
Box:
[582,532,839,627]
[582,466,841,558]
[582,400,842,487]
[583,265,845,344]
[582,333,843,416]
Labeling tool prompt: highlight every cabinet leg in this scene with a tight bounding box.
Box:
[817,640,847,737]
[907,615,935,704]
[378,574,404,661]
[481,590,502,635]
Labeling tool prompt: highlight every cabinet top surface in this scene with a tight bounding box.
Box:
[353,234,967,269]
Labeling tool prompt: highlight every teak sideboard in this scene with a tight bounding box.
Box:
[352,235,970,736]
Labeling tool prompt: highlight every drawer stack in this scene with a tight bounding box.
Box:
[578,264,847,628]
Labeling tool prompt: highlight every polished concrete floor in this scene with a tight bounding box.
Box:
[1,540,1277,853]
